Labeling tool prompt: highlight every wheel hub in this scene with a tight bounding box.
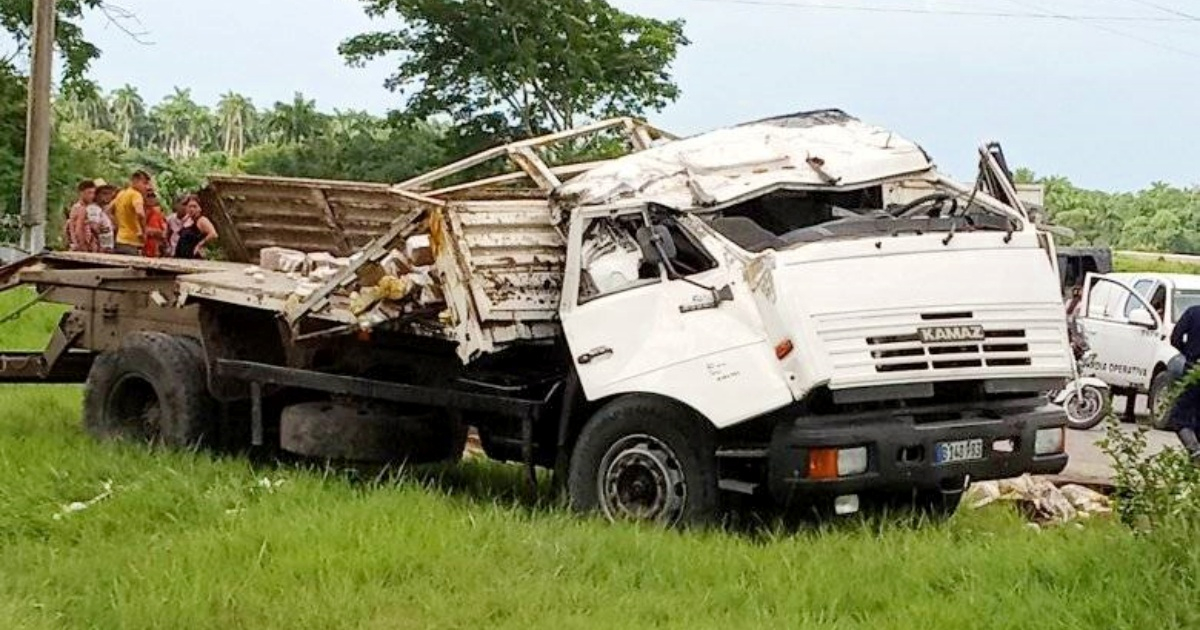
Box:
[1067,389,1101,420]
[599,435,686,525]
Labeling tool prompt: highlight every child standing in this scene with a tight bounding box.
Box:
[140,192,168,258]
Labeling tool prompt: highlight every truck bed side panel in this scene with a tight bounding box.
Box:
[438,200,564,360]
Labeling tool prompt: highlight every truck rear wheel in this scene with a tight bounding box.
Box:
[83,332,214,448]
[280,401,467,464]
[567,396,718,527]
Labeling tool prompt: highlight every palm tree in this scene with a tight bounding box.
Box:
[217,91,255,157]
[268,92,325,143]
[59,88,111,130]
[330,109,382,140]
[150,87,214,159]
[110,84,147,148]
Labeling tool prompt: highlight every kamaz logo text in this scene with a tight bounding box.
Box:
[918,325,986,343]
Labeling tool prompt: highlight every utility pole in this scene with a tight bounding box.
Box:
[19,0,55,253]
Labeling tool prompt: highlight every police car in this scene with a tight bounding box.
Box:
[1074,272,1200,425]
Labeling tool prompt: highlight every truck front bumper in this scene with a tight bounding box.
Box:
[767,401,1068,502]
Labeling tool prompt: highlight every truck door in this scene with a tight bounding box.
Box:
[558,208,666,392]
[1077,274,1162,390]
[559,205,790,423]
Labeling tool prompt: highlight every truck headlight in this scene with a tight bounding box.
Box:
[837,446,869,476]
[807,446,870,478]
[1035,428,1065,455]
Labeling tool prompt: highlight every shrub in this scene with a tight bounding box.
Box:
[1100,368,1200,529]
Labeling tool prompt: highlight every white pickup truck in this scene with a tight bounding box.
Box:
[1076,272,1199,424]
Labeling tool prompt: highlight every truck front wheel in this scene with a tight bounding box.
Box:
[83,332,214,448]
[567,396,718,527]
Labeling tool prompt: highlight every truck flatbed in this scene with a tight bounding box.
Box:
[38,250,248,275]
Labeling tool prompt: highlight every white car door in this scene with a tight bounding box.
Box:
[559,205,791,426]
[1077,274,1162,390]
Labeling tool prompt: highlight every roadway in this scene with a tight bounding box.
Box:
[1057,395,1178,486]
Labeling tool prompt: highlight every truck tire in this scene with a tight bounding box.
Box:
[280,401,466,464]
[567,396,718,527]
[83,332,214,448]
[1147,371,1174,430]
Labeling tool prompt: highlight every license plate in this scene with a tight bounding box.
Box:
[935,438,984,464]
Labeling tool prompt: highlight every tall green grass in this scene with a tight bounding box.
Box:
[0,386,1197,629]
[0,287,68,350]
[1114,253,1200,275]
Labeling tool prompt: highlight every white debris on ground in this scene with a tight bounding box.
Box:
[964,474,1111,525]
[255,477,287,493]
[464,428,485,458]
[52,480,114,520]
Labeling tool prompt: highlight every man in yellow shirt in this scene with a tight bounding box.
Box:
[113,170,152,255]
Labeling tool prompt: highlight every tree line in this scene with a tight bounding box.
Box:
[0,74,455,243]
[1014,169,1200,254]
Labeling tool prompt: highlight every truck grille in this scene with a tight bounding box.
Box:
[812,303,1070,389]
[867,329,1031,373]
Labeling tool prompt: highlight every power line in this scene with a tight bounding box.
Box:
[1006,0,1200,58]
[679,0,1199,23]
[1122,0,1200,22]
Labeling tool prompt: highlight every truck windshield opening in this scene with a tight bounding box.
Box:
[704,188,1012,253]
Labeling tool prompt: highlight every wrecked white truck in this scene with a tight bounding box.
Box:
[0,110,1072,524]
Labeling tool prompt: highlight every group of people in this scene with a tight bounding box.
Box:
[65,170,219,259]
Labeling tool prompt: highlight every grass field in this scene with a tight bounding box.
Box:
[0,287,68,350]
[2,290,1200,628]
[1114,253,1200,275]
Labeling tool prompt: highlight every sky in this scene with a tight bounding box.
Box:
[63,0,1200,191]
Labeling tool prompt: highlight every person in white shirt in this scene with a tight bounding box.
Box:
[88,180,117,253]
[166,195,188,257]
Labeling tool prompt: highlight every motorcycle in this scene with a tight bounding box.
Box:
[1050,349,1111,431]
[1052,377,1111,431]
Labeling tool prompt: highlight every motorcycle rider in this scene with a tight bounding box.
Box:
[1168,304,1200,462]
[1065,287,1088,362]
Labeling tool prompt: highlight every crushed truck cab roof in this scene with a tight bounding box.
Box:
[552,109,934,213]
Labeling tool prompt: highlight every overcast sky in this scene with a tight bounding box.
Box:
[67,0,1200,191]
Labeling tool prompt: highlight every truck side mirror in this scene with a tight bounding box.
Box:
[1128,308,1156,329]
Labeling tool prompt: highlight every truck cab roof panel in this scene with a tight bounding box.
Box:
[552,110,935,213]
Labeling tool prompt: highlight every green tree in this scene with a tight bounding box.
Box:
[242,116,446,183]
[267,92,325,144]
[330,108,382,140]
[1033,169,1200,254]
[216,91,255,157]
[0,0,104,94]
[57,86,110,129]
[150,87,214,159]
[1013,167,1037,185]
[339,0,688,151]
[110,84,148,148]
